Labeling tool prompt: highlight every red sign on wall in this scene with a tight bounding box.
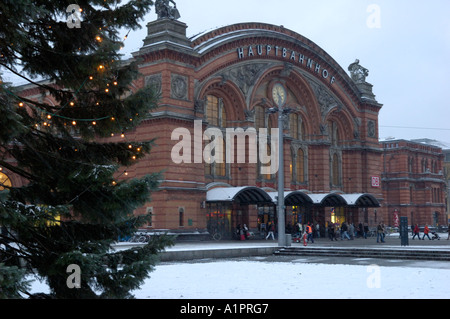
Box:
[371,176,380,188]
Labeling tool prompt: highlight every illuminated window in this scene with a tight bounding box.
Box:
[290,114,298,139]
[290,114,306,141]
[204,135,226,177]
[0,172,12,191]
[206,95,227,128]
[296,149,305,183]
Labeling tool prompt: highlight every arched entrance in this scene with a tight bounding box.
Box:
[206,186,273,239]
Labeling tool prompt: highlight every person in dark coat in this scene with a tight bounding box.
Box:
[328,223,337,241]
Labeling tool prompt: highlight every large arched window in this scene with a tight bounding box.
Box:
[264,143,273,180]
[254,105,265,130]
[204,135,227,177]
[256,141,274,181]
[255,105,275,133]
[296,149,305,183]
[205,95,227,178]
[328,120,341,146]
[290,113,306,141]
[0,171,12,191]
[206,95,227,128]
[290,113,298,140]
[332,153,341,186]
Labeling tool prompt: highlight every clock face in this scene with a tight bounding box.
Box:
[272,83,286,106]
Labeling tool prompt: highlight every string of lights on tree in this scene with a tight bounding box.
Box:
[1,24,144,187]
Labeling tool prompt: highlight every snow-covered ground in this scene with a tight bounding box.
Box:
[130,260,450,299]
[29,254,450,299]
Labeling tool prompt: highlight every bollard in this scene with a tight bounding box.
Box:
[285,234,292,247]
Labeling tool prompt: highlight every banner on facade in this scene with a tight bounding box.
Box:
[393,210,399,228]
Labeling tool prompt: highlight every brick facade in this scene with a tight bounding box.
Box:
[127,19,385,233]
[382,140,447,227]
[11,17,447,236]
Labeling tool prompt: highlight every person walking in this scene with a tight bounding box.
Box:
[412,224,421,240]
[328,223,336,241]
[296,222,303,238]
[266,222,275,240]
[349,223,355,240]
[363,222,369,239]
[422,225,432,240]
[243,224,249,240]
[306,222,314,243]
[239,225,245,241]
[341,222,351,240]
[358,222,363,238]
[376,222,385,243]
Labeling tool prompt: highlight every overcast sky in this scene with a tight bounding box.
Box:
[5,0,450,146]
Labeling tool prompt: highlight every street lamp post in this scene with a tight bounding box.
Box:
[277,104,286,247]
[269,82,291,247]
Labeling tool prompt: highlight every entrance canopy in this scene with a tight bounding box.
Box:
[340,194,380,207]
[267,191,314,206]
[206,186,273,205]
[207,187,380,208]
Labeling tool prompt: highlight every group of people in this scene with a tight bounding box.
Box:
[411,224,448,240]
[263,221,373,244]
[236,224,251,241]
[257,221,450,243]
[261,221,315,242]
[327,221,372,242]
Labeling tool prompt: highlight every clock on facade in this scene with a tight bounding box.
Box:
[271,83,286,106]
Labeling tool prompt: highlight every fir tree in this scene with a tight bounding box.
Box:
[0,0,173,298]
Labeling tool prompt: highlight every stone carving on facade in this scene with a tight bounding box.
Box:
[171,74,188,100]
[308,80,341,120]
[220,63,268,96]
[155,0,180,20]
[194,98,206,114]
[244,108,255,121]
[280,62,293,77]
[145,74,162,95]
[367,120,376,138]
[348,59,369,83]
[320,123,328,135]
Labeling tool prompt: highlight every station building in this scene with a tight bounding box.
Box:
[119,15,385,238]
[17,13,448,238]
